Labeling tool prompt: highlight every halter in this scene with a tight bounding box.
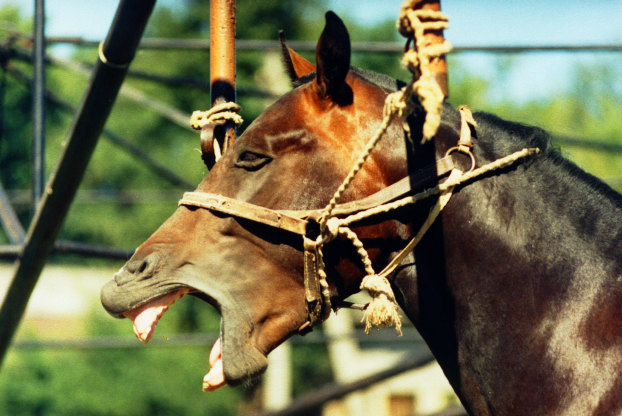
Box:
[179,153,457,333]
[178,105,540,334]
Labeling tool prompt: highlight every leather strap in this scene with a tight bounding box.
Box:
[179,155,455,231]
[320,155,454,218]
[179,192,309,235]
[302,237,324,329]
[178,154,457,334]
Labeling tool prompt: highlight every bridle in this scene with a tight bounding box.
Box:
[179,103,540,335]
[178,152,458,333]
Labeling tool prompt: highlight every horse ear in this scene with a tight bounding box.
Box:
[315,11,352,105]
[280,31,316,83]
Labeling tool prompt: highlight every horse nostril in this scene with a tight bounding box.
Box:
[116,254,159,286]
[126,258,148,275]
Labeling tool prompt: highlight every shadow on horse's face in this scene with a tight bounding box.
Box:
[101,12,412,388]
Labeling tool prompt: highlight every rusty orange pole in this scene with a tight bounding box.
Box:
[419,0,449,98]
[205,0,236,167]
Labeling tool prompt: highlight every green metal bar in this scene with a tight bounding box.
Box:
[31,0,46,211]
[0,0,157,371]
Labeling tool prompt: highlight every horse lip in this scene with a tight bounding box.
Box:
[185,281,269,385]
[100,274,268,386]
[218,305,268,385]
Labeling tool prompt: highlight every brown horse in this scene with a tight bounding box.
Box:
[101,12,622,415]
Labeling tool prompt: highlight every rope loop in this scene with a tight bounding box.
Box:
[190,102,244,163]
[324,217,341,241]
[190,102,243,130]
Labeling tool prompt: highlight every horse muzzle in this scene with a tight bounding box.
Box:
[100,255,269,388]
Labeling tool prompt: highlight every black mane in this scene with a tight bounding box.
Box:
[473,110,622,208]
[472,111,552,159]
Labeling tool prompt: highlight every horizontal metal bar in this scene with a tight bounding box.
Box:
[11,328,424,350]
[5,189,183,205]
[554,135,622,153]
[255,349,436,416]
[0,240,133,260]
[40,37,622,53]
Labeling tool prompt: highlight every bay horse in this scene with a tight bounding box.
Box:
[101,12,622,415]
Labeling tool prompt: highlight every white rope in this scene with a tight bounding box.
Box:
[190,102,243,130]
[397,0,452,142]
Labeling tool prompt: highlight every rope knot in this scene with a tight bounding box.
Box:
[190,102,243,163]
[396,0,452,143]
[190,102,243,130]
[360,274,403,335]
[324,217,341,241]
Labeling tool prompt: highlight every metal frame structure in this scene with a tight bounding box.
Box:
[0,0,158,371]
[0,0,621,413]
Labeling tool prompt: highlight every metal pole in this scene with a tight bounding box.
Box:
[202,0,237,168]
[0,180,25,244]
[31,0,45,212]
[419,0,449,98]
[210,0,236,105]
[0,241,133,260]
[0,0,157,371]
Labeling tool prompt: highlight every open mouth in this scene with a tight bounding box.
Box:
[122,288,193,344]
[116,285,265,392]
[121,287,226,391]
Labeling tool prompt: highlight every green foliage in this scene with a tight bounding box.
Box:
[1,328,244,415]
[447,56,622,191]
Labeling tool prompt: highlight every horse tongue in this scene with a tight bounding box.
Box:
[203,337,226,391]
[124,289,190,343]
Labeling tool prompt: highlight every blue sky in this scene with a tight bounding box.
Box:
[0,0,621,102]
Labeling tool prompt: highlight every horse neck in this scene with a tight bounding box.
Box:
[395,128,622,414]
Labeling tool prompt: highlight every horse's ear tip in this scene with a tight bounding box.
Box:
[325,11,344,26]
[325,11,339,20]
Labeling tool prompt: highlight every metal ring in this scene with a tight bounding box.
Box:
[445,146,476,172]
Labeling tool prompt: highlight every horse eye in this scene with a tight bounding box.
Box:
[235,150,271,170]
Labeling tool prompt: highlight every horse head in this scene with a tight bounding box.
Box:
[101,11,463,390]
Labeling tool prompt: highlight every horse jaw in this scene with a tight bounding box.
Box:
[100,266,270,389]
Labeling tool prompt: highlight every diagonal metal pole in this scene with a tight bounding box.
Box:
[0,0,157,371]
[0,179,25,244]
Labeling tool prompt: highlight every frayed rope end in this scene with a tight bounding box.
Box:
[360,274,403,336]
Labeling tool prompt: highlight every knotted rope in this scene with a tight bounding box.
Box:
[312,2,451,333]
[397,0,452,142]
[313,98,540,333]
[190,102,244,162]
